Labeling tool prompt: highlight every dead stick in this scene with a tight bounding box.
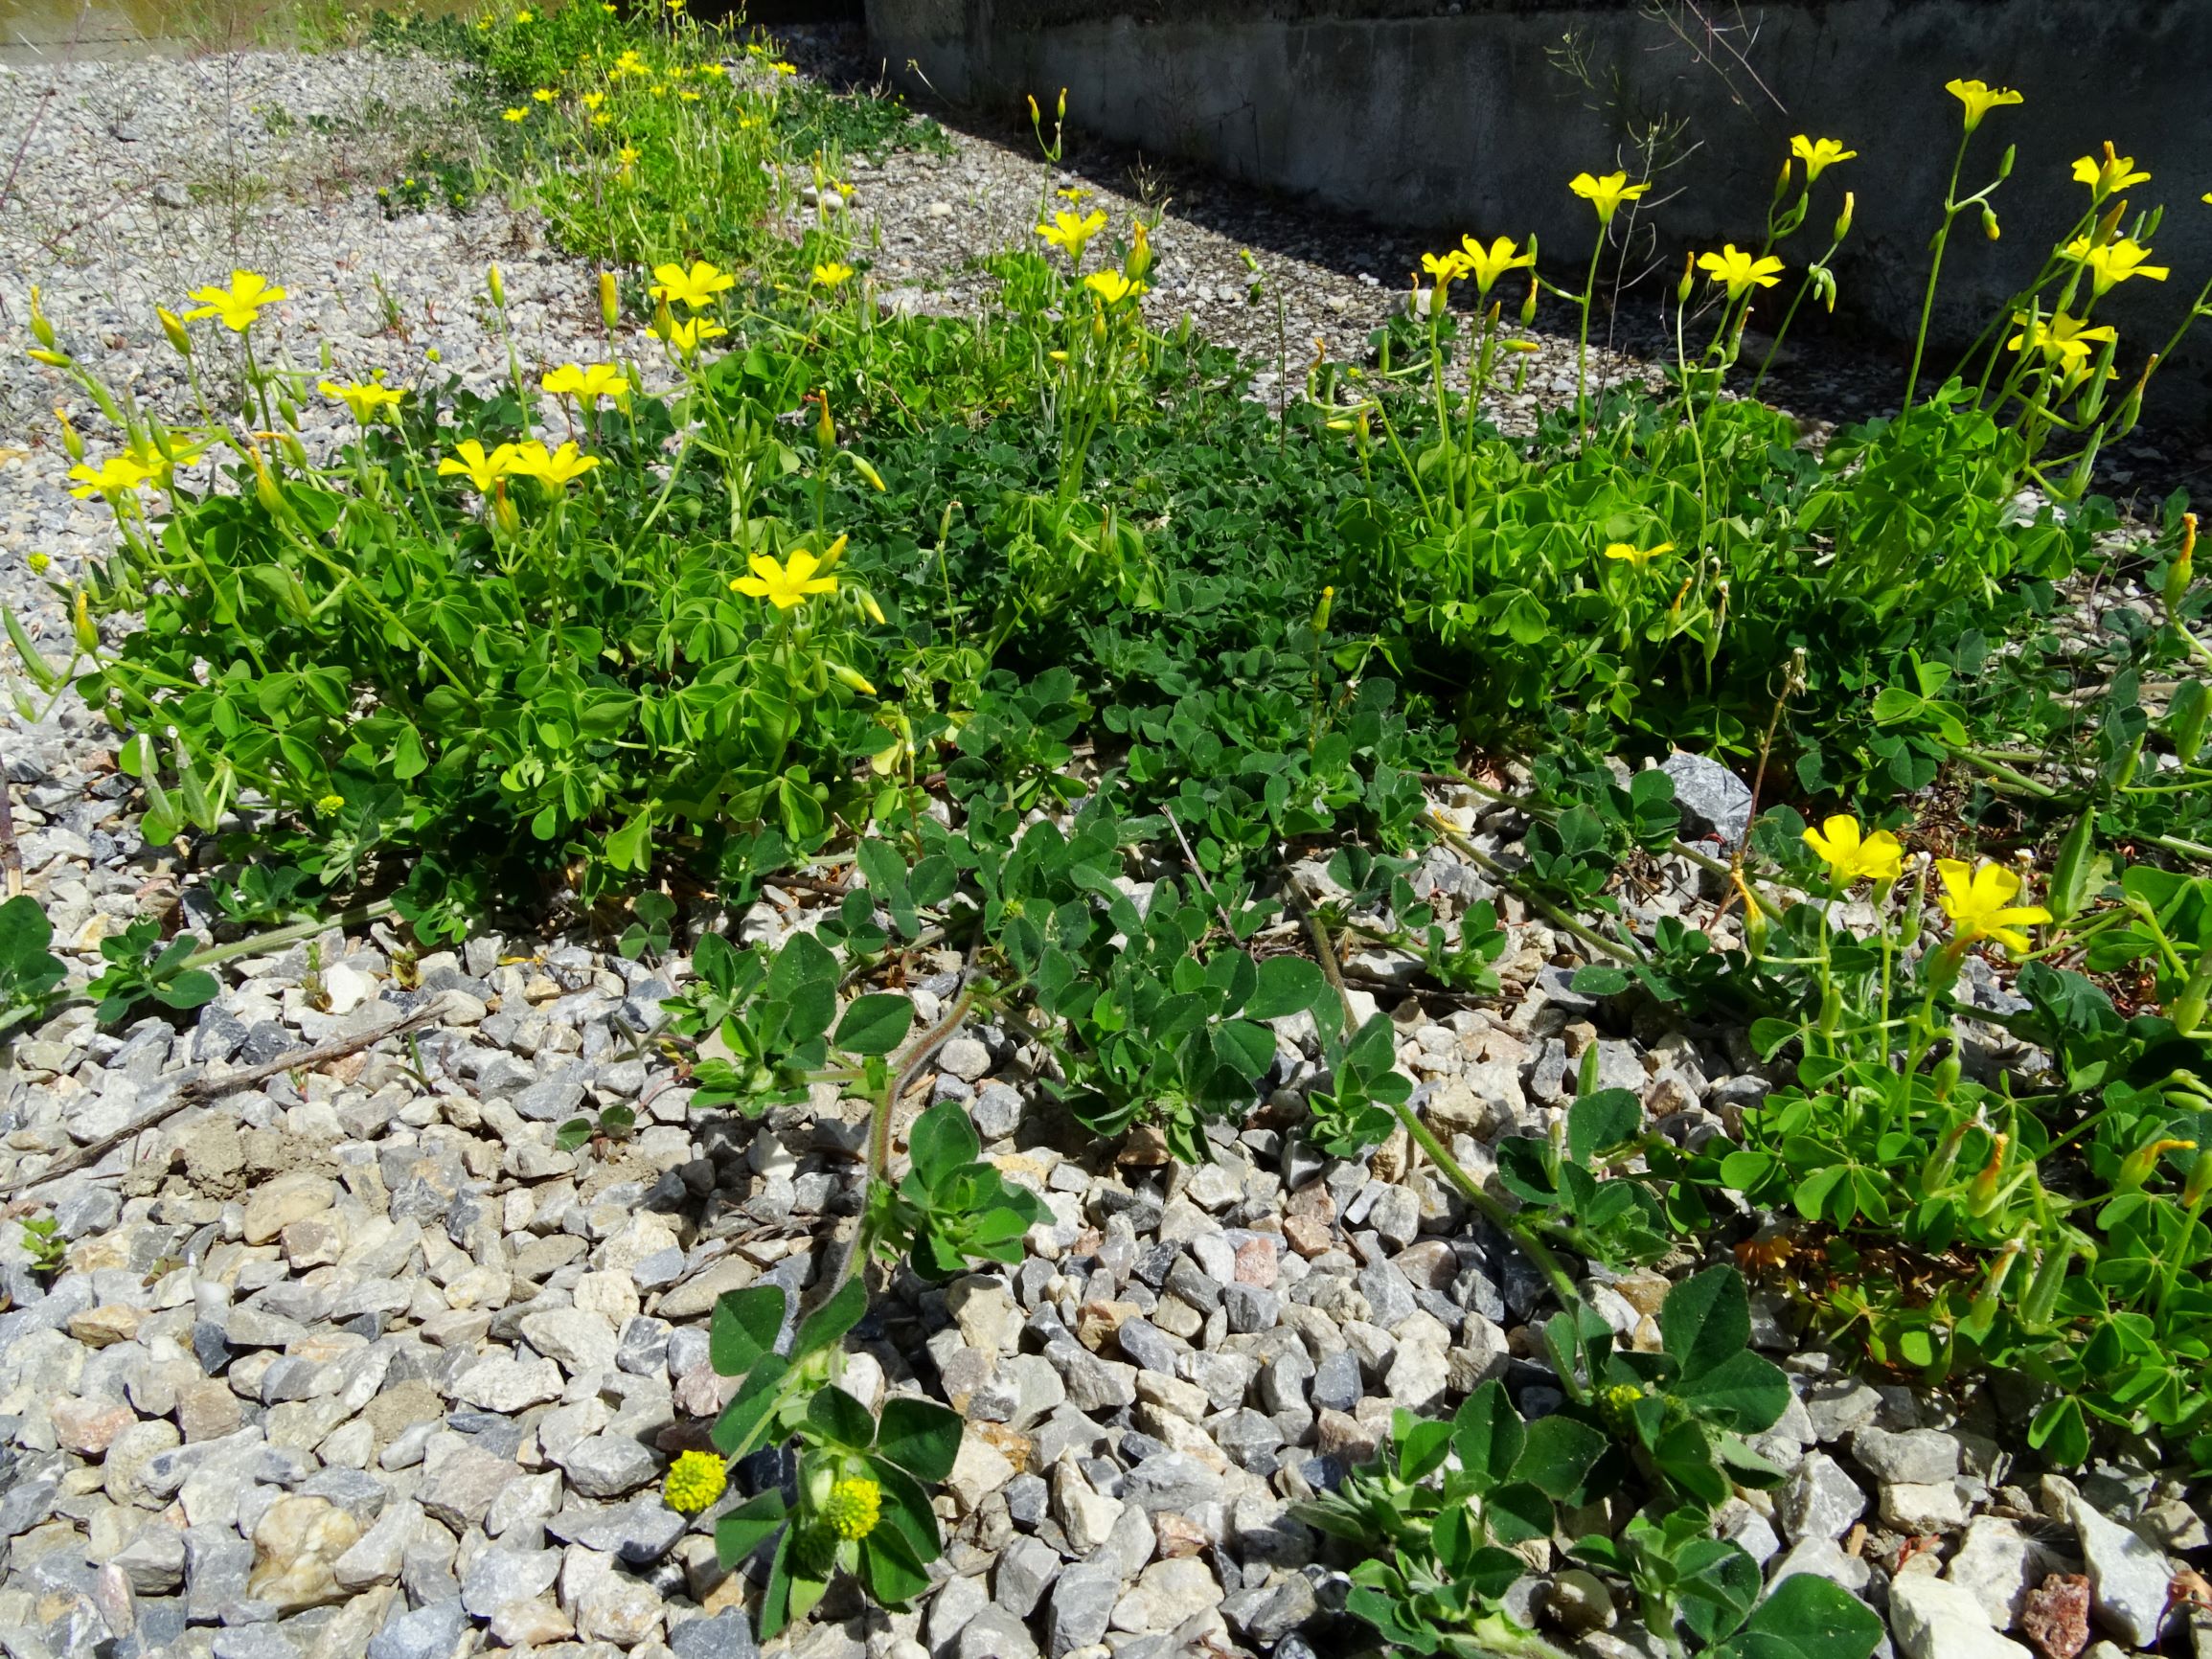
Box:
[0,1000,448,1198]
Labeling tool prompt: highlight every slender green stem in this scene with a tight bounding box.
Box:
[1904,135,1971,415]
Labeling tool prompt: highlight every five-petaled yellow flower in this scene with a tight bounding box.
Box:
[1036,209,1107,263]
[2071,143,2149,202]
[532,87,557,104]
[1083,270,1146,306]
[2062,235,2169,297]
[125,434,209,488]
[319,376,406,423]
[1457,236,1536,296]
[502,108,527,123]
[542,362,630,409]
[184,269,286,332]
[1936,858,2051,956]
[812,261,855,288]
[508,440,599,489]
[68,455,152,499]
[732,546,840,609]
[1602,541,1673,568]
[1788,136,1857,184]
[1568,170,1650,225]
[650,260,735,309]
[1420,251,1462,292]
[1945,78,2023,133]
[2006,311,2117,375]
[1802,815,1904,885]
[650,313,727,353]
[437,439,518,491]
[1697,244,1786,300]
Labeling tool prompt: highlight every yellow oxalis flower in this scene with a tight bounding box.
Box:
[650,313,727,354]
[68,455,152,499]
[532,86,558,103]
[662,1451,726,1516]
[1788,136,1857,184]
[1037,209,1108,262]
[1696,244,1785,301]
[1936,859,2052,956]
[1602,541,1673,568]
[436,439,519,491]
[502,107,527,122]
[1944,78,2023,132]
[508,440,599,489]
[811,261,855,288]
[2072,143,2150,202]
[2062,236,2169,297]
[1456,235,1535,296]
[1420,251,1463,290]
[732,547,839,609]
[822,1476,881,1541]
[1083,270,1146,306]
[650,260,736,309]
[2006,311,2116,375]
[319,376,406,422]
[542,362,630,409]
[183,269,286,332]
[1802,815,1904,885]
[125,434,210,487]
[1567,170,1650,224]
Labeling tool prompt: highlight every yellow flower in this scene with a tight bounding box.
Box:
[618,146,640,167]
[821,1475,881,1541]
[1056,185,1089,202]
[2071,143,2150,202]
[770,61,796,75]
[314,793,346,815]
[513,8,532,20]
[508,440,599,489]
[532,86,558,103]
[811,261,855,288]
[502,107,527,123]
[650,313,727,354]
[1696,244,1786,301]
[1037,209,1108,262]
[1801,815,1904,885]
[650,260,736,309]
[1936,859,2051,956]
[1456,235,1535,297]
[436,439,519,491]
[183,269,286,332]
[124,433,210,488]
[1787,136,1857,184]
[1567,170,1651,224]
[1420,250,1463,290]
[1945,78,2023,133]
[319,376,406,423]
[732,547,839,609]
[2062,236,2169,297]
[27,553,49,575]
[592,112,612,126]
[582,91,605,109]
[1602,540,1673,568]
[2005,311,2117,374]
[542,361,630,409]
[68,455,152,499]
[1082,270,1146,306]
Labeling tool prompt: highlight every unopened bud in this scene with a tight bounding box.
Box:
[252,452,284,516]
[600,271,620,330]
[490,479,519,535]
[1997,143,2016,179]
[1056,86,1067,122]
[73,588,99,654]
[1981,206,2001,241]
[828,661,877,696]
[814,391,834,452]
[1676,251,1695,304]
[488,263,506,308]
[2095,200,2126,243]
[1834,191,1855,239]
[1772,157,1793,202]
[815,533,848,573]
[1026,93,1039,126]
[54,406,84,462]
[28,285,57,350]
[1519,275,1538,326]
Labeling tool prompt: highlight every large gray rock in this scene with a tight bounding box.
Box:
[1946,1518,2052,1628]
[367,1597,469,1659]
[1852,1425,1962,1486]
[2066,1491,2176,1648]
[1778,1451,1866,1542]
[1890,1575,2035,1659]
[1048,1561,1120,1658]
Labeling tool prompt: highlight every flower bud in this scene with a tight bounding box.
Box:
[2116,1136,2194,1193]
[27,348,72,368]
[858,588,885,626]
[1676,251,1695,304]
[1519,275,1538,326]
[252,452,284,516]
[1997,143,2016,179]
[2165,511,2198,614]
[2185,1150,2212,1207]
[1834,191,1855,239]
[73,588,99,654]
[54,406,84,462]
[28,285,57,350]
[488,263,507,308]
[815,533,848,573]
[814,391,834,452]
[1312,585,1334,632]
[2094,200,2126,244]
[1980,206,2001,240]
[1772,156,1793,203]
[849,456,886,491]
[828,661,877,695]
[1057,86,1067,122]
[1968,1131,2009,1216]
[490,479,519,535]
[599,271,620,330]
[1026,93,1039,126]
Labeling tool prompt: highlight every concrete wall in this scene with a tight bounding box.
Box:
[865,0,2212,415]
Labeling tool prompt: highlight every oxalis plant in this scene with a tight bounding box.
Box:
[1299,1268,1881,1659]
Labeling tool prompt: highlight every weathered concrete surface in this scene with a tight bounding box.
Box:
[868,0,2212,413]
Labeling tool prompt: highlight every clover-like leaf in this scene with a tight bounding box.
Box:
[876,1397,964,1483]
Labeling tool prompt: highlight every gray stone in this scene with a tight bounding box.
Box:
[1236,1572,1318,1645]
[995,1534,1060,1619]
[1124,1451,1222,1512]
[554,1434,659,1497]
[367,1596,468,1659]
[186,1527,255,1623]
[958,1605,1042,1659]
[928,1572,992,1649]
[1221,1283,1279,1334]
[213,1628,303,1659]
[1048,1561,1120,1657]
[460,1546,561,1618]
[671,1609,760,1659]
[1311,1351,1361,1414]
[2066,1490,2176,1648]
[1662,752,1753,847]
[1111,1557,1220,1633]
[1889,1575,2034,1659]
[1115,1317,1180,1375]
[973,1083,1025,1139]
[1946,1517,2049,1628]
[1853,1425,1962,1486]
[544,1496,689,1564]
[1778,1451,1866,1542]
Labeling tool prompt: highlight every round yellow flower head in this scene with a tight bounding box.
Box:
[28,553,51,575]
[663,1450,727,1516]
[314,794,346,815]
[821,1475,881,1541]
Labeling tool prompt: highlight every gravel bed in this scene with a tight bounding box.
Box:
[2,39,2207,1659]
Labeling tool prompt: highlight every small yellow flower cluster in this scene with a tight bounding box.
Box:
[662,1450,727,1516]
[1417,236,1535,301]
[821,1475,882,1541]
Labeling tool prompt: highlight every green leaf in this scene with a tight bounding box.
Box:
[876,1397,964,1483]
[834,992,914,1056]
[2027,1396,2089,1466]
[1449,1380,1525,1490]
[1211,1017,1277,1079]
[908,1101,980,1188]
[790,1276,867,1361]
[807,1380,878,1450]
[714,1490,787,1566]
[1716,1571,1884,1659]
[711,1285,789,1376]
[710,1354,789,1458]
[554,1117,593,1153]
[1662,1264,1752,1381]
[858,1525,933,1606]
[1571,965,1631,997]
[1244,954,1326,1020]
[1511,1413,1606,1499]
[1398,1415,1454,1482]
[1566,1087,1641,1164]
[1483,1479,1556,1545]
[1674,1348,1790,1433]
